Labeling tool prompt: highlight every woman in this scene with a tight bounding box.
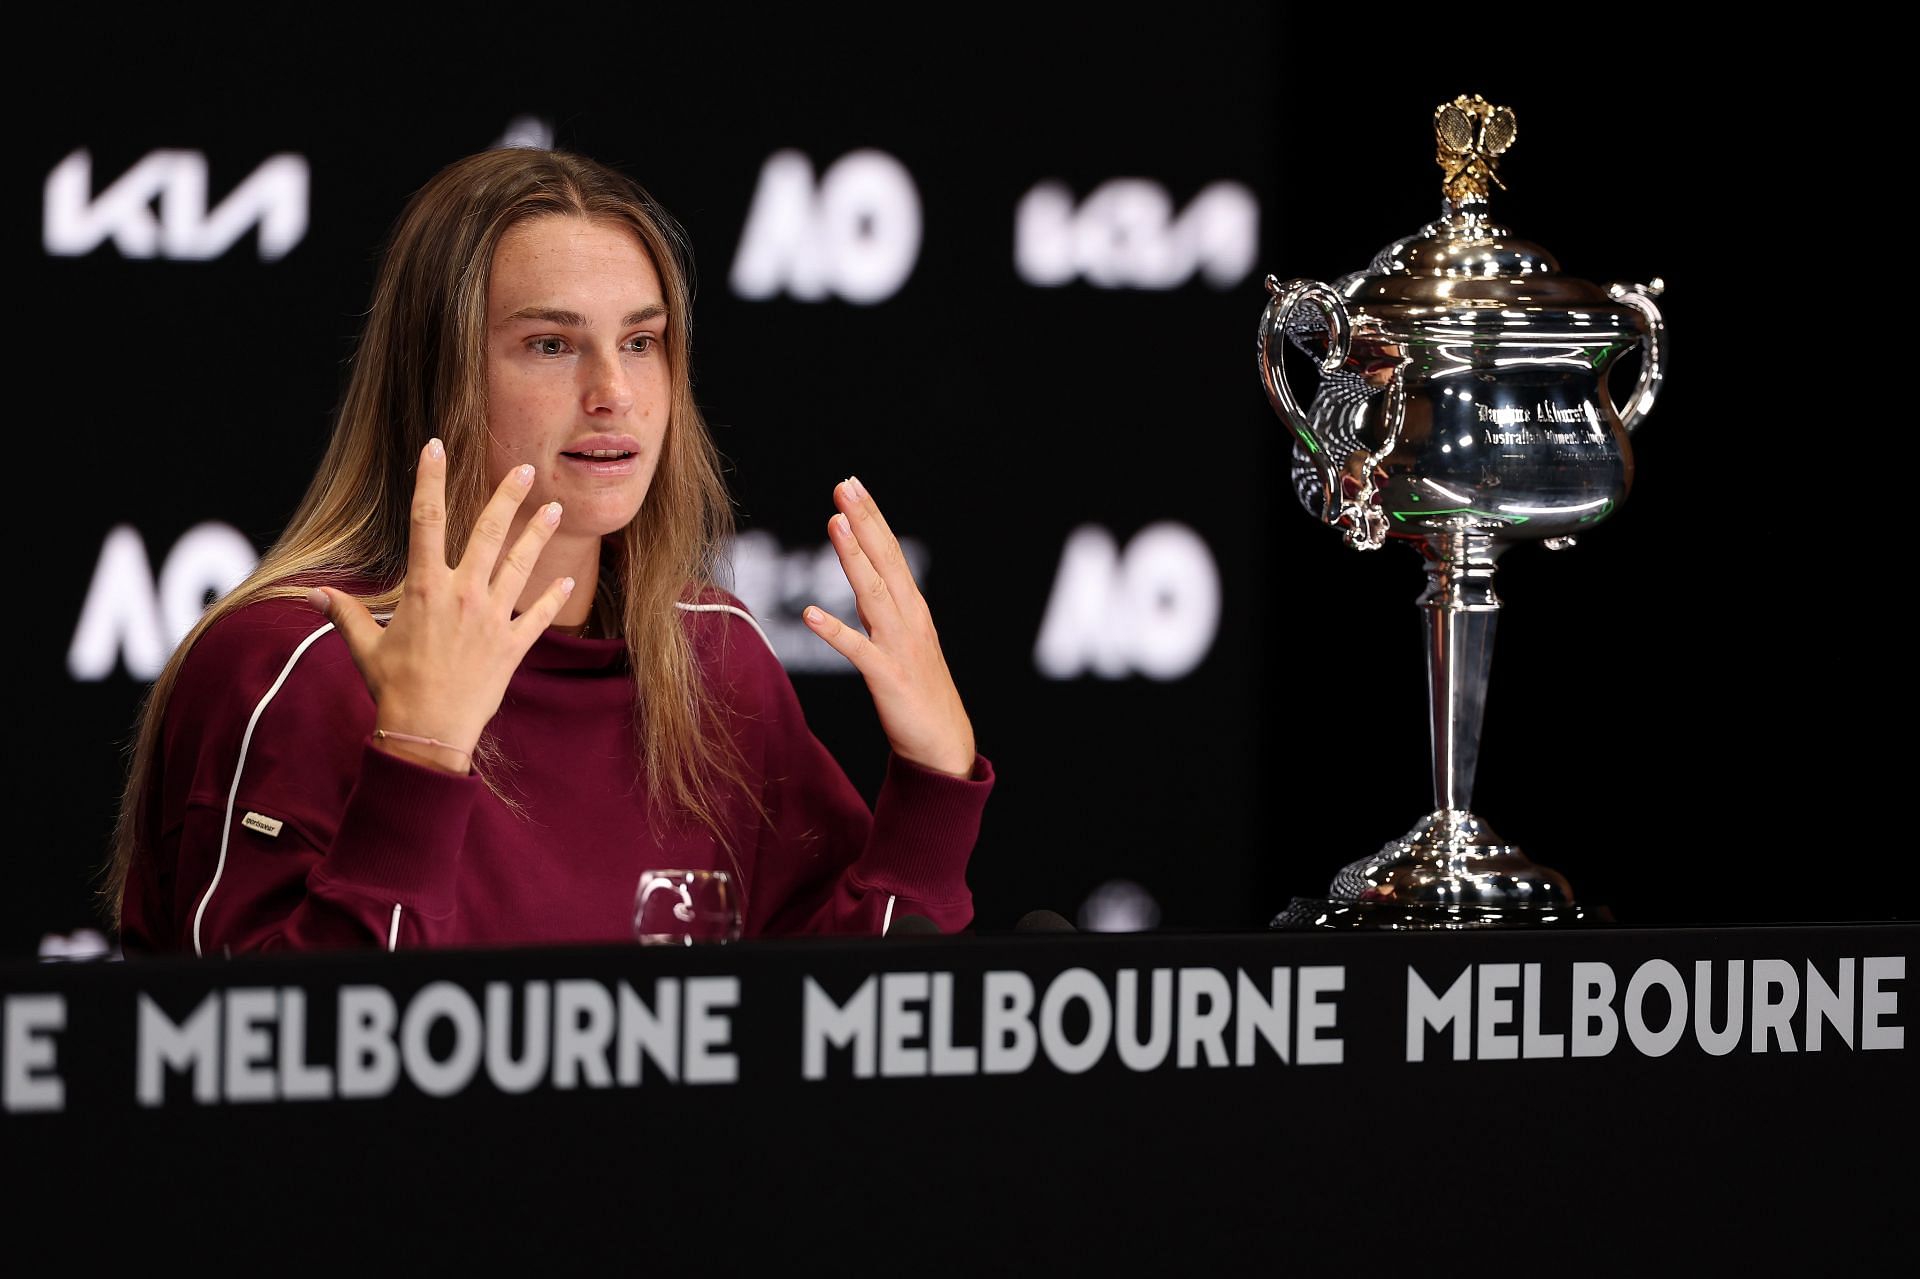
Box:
[109,148,990,954]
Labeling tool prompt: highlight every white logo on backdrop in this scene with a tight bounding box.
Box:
[730,150,923,304]
[1078,880,1163,933]
[721,529,930,673]
[1015,179,1258,290]
[43,150,310,261]
[1034,523,1220,680]
[68,524,259,681]
[38,930,115,962]
[495,116,556,150]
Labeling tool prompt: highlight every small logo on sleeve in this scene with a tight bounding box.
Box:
[241,811,284,838]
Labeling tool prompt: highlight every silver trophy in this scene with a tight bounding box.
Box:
[1260,95,1666,929]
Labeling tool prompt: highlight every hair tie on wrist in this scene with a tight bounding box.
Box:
[373,729,471,769]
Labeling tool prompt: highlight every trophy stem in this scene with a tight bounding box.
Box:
[1418,530,1502,814]
[1269,525,1589,928]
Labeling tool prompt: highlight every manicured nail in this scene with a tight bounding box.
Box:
[516,464,535,485]
[304,588,329,614]
[804,606,824,625]
[561,577,576,596]
[428,438,444,460]
[845,475,868,501]
[833,513,851,538]
[544,502,562,526]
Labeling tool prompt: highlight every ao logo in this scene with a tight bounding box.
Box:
[68,524,260,681]
[730,150,922,304]
[1015,180,1258,290]
[1034,523,1220,680]
[44,149,309,260]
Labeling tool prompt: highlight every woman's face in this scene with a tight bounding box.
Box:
[483,214,672,542]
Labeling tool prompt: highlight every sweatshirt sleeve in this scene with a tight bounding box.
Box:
[703,599,994,938]
[121,604,480,955]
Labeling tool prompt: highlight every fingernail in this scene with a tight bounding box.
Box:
[544,502,562,526]
[517,464,535,486]
[804,606,824,624]
[304,588,329,614]
[428,438,444,461]
[561,577,576,595]
[845,475,868,501]
[832,513,851,538]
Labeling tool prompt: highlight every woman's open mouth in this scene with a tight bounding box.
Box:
[559,439,642,475]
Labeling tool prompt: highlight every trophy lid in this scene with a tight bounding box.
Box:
[1333,96,1634,318]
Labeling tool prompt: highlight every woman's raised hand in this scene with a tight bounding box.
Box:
[307,439,576,773]
[803,476,977,778]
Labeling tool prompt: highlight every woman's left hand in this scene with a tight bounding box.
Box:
[804,476,977,778]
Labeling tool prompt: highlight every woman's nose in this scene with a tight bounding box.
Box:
[583,352,633,414]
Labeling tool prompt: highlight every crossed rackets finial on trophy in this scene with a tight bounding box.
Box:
[1434,94,1517,205]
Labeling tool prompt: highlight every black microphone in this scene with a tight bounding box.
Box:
[884,913,941,937]
[1013,909,1078,933]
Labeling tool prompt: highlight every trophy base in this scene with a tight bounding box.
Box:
[1271,808,1608,931]
[1269,897,1603,931]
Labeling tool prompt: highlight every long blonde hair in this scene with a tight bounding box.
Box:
[104,148,744,927]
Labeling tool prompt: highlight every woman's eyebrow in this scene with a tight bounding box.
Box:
[498,304,668,328]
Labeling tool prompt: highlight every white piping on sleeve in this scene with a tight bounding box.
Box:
[674,600,777,658]
[881,894,897,937]
[387,904,402,952]
[193,621,337,958]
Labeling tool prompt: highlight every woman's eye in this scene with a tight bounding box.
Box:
[627,334,657,354]
[530,337,568,357]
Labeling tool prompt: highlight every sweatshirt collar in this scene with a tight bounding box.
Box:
[524,628,628,672]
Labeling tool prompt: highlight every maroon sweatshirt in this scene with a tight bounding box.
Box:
[122,590,992,954]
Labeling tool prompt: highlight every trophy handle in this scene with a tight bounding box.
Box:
[1606,279,1666,434]
[1258,276,1391,550]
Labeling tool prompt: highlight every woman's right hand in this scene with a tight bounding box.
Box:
[306,438,575,773]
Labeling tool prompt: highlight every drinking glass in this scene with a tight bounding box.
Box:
[633,869,742,946]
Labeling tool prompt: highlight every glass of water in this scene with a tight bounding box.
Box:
[633,869,742,946]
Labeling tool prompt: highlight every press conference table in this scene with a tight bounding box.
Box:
[6,921,1912,1271]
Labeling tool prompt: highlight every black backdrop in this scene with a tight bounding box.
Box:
[14,11,1892,956]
